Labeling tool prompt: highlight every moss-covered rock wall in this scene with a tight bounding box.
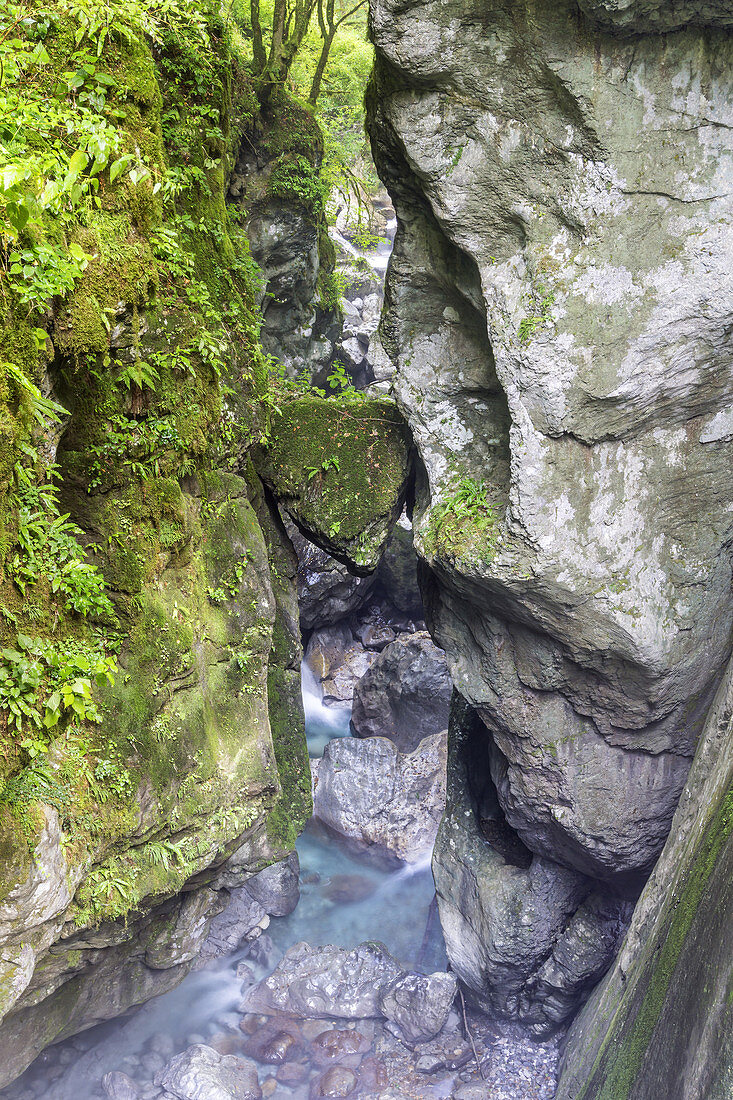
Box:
[0,2,316,1081]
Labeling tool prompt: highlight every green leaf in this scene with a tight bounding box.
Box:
[68,150,88,175]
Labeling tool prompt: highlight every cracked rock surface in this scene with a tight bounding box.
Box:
[367,0,732,1022]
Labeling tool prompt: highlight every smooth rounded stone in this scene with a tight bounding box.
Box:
[312,1067,358,1098]
[350,632,451,753]
[256,1030,303,1065]
[146,1035,176,1060]
[154,1045,261,1100]
[321,874,377,904]
[310,1029,368,1069]
[313,731,447,863]
[277,1062,309,1086]
[379,972,458,1044]
[241,941,405,1019]
[102,1073,141,1100]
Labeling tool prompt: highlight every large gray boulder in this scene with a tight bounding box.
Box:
[241,941,404,1018]
[350,632,452,752]
[368,0,733,901]
[155,1045,261,1100]
[313,731,448,863]
[242,941,455,1043]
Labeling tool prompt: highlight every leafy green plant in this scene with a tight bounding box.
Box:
[0,633,115,745]
[8,458,115,620]
[427,477,500,562]
[518,284,555,344]
[305,455,340,481]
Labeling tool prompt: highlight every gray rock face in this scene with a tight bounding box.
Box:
[557,658,733,1100]
[290,522,376,631]
[240,852,300,918]
[242,941,404,1018]
[368,0,733,901]
[313,731,448,863]
[577,0,733,32]
[350,632,452,752]
[433,697,633,1036]
[379,972,457,1044]
[155,1045,261,1100]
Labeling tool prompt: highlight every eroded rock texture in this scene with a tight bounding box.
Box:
[368,0,733,1024]
[556,658,733,1100]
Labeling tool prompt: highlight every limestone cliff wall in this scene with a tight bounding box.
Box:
[367,0,733,1038]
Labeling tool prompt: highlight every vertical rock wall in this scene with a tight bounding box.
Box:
[367,0,733,1031]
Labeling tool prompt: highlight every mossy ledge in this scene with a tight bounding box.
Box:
[254,395,414,575]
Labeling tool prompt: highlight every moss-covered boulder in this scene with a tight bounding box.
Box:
[255,396,413,574]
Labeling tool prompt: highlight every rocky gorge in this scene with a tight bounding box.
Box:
[0,0,731,1097]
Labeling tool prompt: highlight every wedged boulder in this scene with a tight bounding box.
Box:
[433,698,632,1036]
[313,731,448,863]
[154,1044,261,1100]
[242,941,455,1043]
[350,631,452,752]
[254,396,413,573]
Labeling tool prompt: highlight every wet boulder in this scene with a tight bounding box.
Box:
[379,972,457,1044]
[290,525,376,631]
[241,852,300,918]
[313,731,448,863]
[241,941,403,1019]
[350,632,452,752]
[102,1073,141,1100]
[154,1044,262,1100]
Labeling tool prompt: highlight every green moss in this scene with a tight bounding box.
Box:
[256,395,412,571]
